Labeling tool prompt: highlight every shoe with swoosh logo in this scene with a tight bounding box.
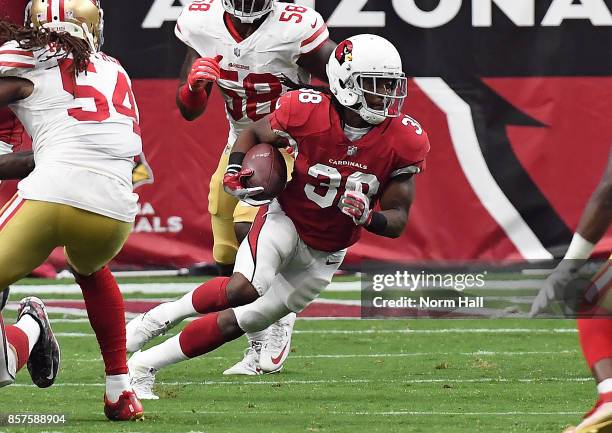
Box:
[259,313,296,374]
[17,297,60,388]
[223,341,263,375]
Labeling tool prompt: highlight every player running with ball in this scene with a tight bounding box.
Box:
[127,0,336,378]
[128,34,430,399]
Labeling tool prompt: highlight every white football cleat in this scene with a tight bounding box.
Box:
[128,351,159,400]
[223,341,262,376]
[126,312,173,353]
[259,313,296,373]
[566,402,612,433]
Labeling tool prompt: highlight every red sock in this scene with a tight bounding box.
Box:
[75,266,127,375]
[178,313,234,358]
[191,277,230,314]
[577,318,612,372]
[6,325,29,371]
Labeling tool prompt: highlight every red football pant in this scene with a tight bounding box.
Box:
[76,267,127,375]
[577,318,612,373]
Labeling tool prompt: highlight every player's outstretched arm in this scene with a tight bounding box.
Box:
[530,150,612,316]
[175,48,217,121]
[575,150,612,247]
[0,151,34,180]
[297,39,337,82]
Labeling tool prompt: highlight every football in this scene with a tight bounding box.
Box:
[242,143,288,202]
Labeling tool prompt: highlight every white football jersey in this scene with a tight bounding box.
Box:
[0,41,142,222]
[175,0,329,148]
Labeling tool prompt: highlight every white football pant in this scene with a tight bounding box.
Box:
[233,200,346,333]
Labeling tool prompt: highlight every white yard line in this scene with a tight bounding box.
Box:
[72,350,578,363]
[8,377,592,388]
[8,279,543,295]
[50,328,577,338]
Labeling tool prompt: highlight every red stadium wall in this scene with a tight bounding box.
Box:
[1,77,609,269]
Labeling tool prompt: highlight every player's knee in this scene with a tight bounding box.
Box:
[226,273,259,307]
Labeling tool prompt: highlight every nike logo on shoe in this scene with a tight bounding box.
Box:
[271,342,289,365]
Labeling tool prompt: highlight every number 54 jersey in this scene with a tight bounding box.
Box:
[0,42,142,222]
[269,90,431,253]
[176,0,329,146]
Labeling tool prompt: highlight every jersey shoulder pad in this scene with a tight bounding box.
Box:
[387,114,431,176]
[0,41,36,78]
[175,1,222,52]
[270,90,331,137]
[270,3,328,55]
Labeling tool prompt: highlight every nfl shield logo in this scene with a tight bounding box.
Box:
[347,146,358,157]
[234,47,241,57]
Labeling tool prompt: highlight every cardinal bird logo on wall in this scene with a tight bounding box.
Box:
[335,40,353,65]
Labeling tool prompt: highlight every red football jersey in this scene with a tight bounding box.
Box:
[0,0,28,150]
[0,0,27,24]
[269,90,430,252]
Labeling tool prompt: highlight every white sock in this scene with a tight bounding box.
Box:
[136,334,188,371]
[150,291,198,325]
[246,330,267,343]
[106,374,131,403]
[6,346,16,377]
[15,315,41,353]
[598,378,612,395]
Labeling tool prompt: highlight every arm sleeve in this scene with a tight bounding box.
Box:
[391,131,431,177]
[175,6,207,55]
[298,10,329,56]
[0,42,35,77]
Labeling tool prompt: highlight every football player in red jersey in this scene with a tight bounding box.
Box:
[127,0,337,379]
[531,150,611,433]
[126,34,430,398]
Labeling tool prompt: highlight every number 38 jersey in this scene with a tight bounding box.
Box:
[176,0,329,147]
[269,90,431,252]
[0,42,142,222]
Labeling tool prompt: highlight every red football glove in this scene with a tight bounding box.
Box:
[188,55,223,91]
[223,168,268,205]
[339,183,372,226]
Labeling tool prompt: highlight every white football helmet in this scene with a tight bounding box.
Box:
[327,34,408,125]
[222,0,274,24]
[30,0,105,51]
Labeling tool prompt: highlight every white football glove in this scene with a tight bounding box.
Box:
[529,260,584,317]
[339,183,372,226]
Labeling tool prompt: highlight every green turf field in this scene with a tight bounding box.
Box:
[0,277,595,433]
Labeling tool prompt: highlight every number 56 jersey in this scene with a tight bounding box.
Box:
[270,90,431,253]
[0,42,142,222]
[176,0,329,147]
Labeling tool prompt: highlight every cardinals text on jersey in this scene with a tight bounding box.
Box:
[175,0,329,145]
[269,89,430,252]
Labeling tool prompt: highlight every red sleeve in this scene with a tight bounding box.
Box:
[391,124,431,177]
[269,91,294,133]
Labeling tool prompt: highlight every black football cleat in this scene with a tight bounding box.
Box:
[17,297,60,388]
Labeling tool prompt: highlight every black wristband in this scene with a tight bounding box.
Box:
[227,152,246,174]
[365,212,388,234]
